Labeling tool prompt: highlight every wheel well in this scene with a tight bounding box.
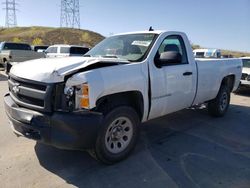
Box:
[96,91,144,121]
[221,75,235,92]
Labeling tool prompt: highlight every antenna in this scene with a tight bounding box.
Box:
[149,26,154,31]
[3,0,18,27]
[60,0,80,29]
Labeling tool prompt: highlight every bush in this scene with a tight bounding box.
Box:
[32,38,43,45]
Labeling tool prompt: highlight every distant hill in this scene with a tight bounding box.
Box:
[0,26,249,57]
[0,26,105,48]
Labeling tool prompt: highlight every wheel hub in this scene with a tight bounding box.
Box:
[111,126,124,140]
[105,117,133,154]
[220,92,228,111]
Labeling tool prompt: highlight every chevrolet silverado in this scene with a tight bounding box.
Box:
[4,30,242,164]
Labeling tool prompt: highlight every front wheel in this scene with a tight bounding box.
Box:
[207,85,230,117]
[93,106,140,164]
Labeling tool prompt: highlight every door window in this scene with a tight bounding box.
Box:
[156,35,188,64]
[60,47,70,54]
[46,47,58,53]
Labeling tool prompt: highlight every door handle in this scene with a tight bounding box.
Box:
[183,72,193,76]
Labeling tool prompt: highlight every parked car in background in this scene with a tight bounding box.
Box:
[0,42,45,70]
[193,48,221,58]
[237,57,250,90]
[221,54,234,58]
[45,45,89,58]
[32,45,49,53]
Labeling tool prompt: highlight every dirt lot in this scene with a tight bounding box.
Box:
[0,71,250,188]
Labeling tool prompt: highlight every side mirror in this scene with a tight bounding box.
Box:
[156,51,182,67]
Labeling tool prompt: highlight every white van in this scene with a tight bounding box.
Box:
[45,45,89,58]
[193,49,221,58]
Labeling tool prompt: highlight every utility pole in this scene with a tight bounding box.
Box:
[3,0,17,27]
[60,0,80,29]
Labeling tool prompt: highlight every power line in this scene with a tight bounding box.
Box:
[3,0,18,27]
[60,0,80,29]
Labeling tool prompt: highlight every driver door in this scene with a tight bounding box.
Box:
[148,34,196,120]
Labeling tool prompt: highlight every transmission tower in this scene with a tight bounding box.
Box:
[60,0,80,29]
[3,0,17,27]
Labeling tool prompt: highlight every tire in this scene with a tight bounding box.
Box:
[93,106,139,164]
[233,84,241,94]
[207,85,230,117]
[0,60,5,70]
[3,60,7,71]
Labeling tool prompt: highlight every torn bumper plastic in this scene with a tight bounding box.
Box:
[4,94,103,150]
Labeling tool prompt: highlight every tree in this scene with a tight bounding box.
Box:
[32,38,43,45]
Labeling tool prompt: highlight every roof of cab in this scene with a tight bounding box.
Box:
[113,30,165,36]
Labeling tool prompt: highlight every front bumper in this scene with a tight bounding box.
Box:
[4,94,103,150]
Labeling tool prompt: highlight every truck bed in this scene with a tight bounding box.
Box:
[193,58,242,104]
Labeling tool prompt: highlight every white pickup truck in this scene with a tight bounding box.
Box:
[0,42,45,69]
[4,30,242,164]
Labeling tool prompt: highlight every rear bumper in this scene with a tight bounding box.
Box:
[240,80,250,87]
[4,94,103,150]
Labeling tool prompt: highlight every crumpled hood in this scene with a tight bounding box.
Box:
[10,57,128,83]
[242,67,250,75]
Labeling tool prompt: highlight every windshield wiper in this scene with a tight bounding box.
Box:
[83,54,92,57]
[101,55,118,58]
[102,55,134,62]
[84,55,132,62]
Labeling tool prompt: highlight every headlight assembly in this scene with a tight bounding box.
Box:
[75,84,90,109]
[64,86,74,98]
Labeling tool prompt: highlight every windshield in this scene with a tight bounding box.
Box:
[242,59,250,68]
[85,33,157,62]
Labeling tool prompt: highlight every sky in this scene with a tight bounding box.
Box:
[0,0,250,52]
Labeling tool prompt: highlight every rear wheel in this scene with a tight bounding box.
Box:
[93,106,139,164]
[3,59,7,70]
[233,84,241,94]
[0,60,6,70]
[208,85,230,117]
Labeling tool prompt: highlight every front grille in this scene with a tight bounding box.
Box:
[241,73,248,80]
[8,75,54,112]
[17,94,44,107]
[10,77,47,91]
